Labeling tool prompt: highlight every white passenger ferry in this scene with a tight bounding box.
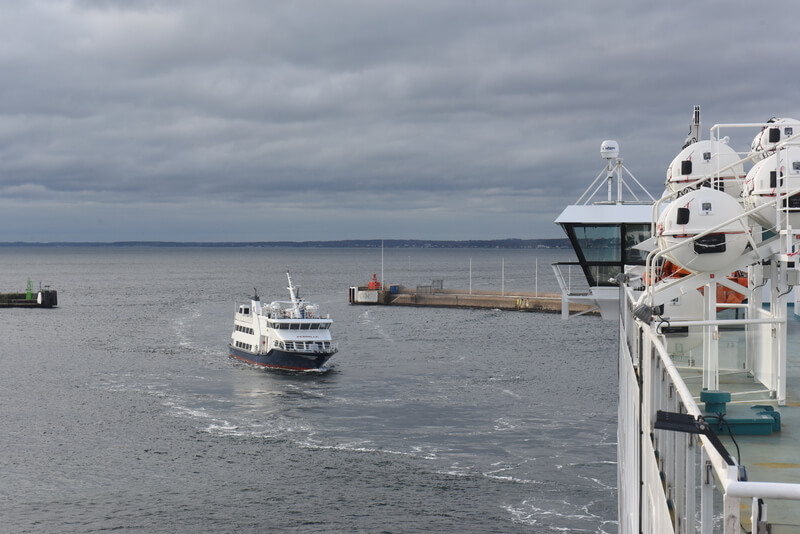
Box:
[612,109,800,532]
[229,272,337,372]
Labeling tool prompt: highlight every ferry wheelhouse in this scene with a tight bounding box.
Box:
[553,139,656,319]
[229,272,337,372]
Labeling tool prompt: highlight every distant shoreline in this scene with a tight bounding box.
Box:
[0,238,570,249]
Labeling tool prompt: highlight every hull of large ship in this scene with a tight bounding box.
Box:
[229,345,334,371]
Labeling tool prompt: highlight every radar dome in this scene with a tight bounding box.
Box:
[600,140,619,160]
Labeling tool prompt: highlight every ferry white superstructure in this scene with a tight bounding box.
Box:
[553,140,656,320]
[229,272,337,372]
[616,109,800,532]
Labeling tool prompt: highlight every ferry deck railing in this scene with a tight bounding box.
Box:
[552,262,600,318]
[282,340,337,353]
[552,262,581,295]
[619,283,800,534]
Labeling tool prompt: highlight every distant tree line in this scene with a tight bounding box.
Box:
[0,238,570,249]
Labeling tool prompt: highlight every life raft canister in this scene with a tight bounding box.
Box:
[656,188,748,273]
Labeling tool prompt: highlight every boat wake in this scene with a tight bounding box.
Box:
[360,309,394,342]
[503,498,616,533]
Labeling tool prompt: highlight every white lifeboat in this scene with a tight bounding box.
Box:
[657,188,748,273]
[742,146,800,229]
[665,139,745,198]
[749,118,800,160]
[658,287,704,356]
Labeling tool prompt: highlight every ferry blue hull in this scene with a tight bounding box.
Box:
[229,345,334,371]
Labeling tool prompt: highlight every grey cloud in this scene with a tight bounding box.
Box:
[2,1,800,241]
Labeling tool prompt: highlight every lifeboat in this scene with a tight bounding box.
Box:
[742,146,800,229]
[657,188,748,273]
[665,139,745,198]
[655,281,705,355]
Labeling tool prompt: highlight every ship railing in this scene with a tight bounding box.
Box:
[283,341,336,353]
[620,284,800,534]
[552,262,591,296]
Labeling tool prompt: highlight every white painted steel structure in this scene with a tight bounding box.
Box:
[230,272,337,371]
[553,142,656,320]
[617,114,800,533]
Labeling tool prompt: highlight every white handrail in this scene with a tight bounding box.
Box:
[622,287,800,532]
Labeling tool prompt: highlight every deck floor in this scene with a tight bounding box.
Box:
[671,317,800,532]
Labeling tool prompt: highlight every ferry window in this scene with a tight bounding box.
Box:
[624,224,651,265]
[591,265,624,285]
[291,323,299,330]
[301,324,310,330]
[572,225,621,262]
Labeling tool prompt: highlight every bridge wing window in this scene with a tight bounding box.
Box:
[572,225,621,262]
[563,222,651,287]
[624,224,651,265]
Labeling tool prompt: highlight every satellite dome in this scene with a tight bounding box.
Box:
[600,140,619,160]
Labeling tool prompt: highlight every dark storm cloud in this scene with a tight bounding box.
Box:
[2,0,800,240]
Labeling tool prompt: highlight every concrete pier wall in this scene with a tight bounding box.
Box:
[348,286,598,315]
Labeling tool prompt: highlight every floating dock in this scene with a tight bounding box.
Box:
[348,283,597,315]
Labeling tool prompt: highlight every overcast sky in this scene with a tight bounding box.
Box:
[2,1,800,242]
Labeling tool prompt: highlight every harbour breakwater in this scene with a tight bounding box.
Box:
[348,285,598,315]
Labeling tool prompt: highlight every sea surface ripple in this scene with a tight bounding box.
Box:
[0,247,616,533]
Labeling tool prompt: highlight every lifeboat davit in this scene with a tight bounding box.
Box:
[648,261,748,309]
[665,139,745,198]
[742,146,800,229]
[657,188,748,273]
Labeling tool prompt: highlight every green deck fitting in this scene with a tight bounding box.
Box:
[700,389,731,414]
[701,388,781,436]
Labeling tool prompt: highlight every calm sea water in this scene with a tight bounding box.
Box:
[0,247,618,533]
